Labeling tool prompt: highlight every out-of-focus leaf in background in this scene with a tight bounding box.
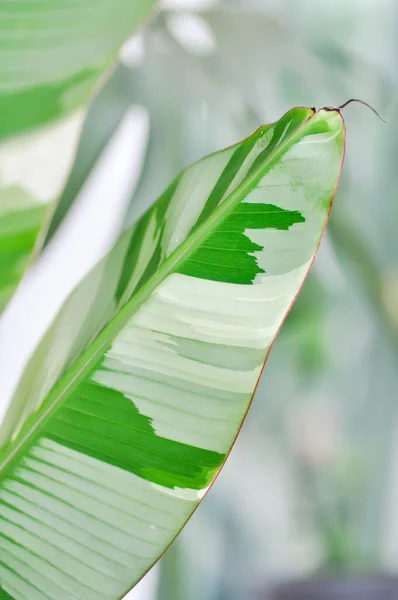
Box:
[0,191,46,313]
[0,0,158,141]
[0,0,158,313]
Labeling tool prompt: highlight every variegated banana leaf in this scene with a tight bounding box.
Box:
[0,0,158,314]
[0,107,345,599]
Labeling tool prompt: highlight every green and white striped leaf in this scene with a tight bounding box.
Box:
[0,107,345,599]
[0,0,158,314]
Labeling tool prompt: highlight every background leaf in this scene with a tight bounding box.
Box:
[0,191,46,313]
[0,0,158,314]
[0,0,158,141]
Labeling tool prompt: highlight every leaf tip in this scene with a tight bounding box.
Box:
[320,98,387,123]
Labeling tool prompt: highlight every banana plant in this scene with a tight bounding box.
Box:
[0,0,158,314]
[0,106,345,599]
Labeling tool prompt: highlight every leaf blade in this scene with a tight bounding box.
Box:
[0,107,345,599]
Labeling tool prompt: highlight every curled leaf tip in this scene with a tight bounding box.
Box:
[322,98,386,123]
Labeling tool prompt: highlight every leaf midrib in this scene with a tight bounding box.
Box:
[0,109,315,477]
